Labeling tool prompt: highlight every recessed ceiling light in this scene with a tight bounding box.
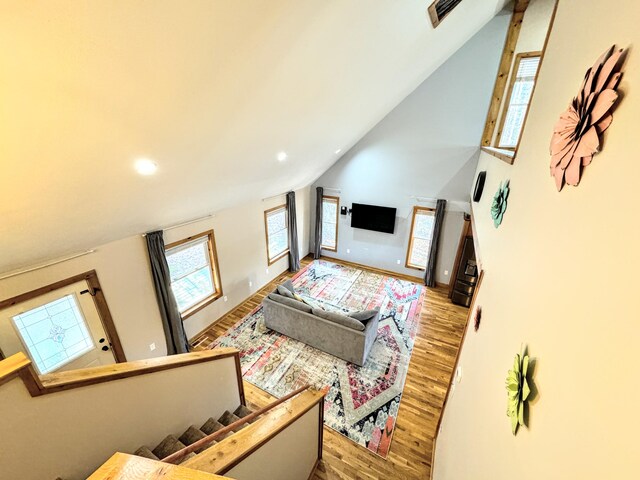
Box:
[335,149,342,154]
[134,158,158,176]
[276,151,288,162]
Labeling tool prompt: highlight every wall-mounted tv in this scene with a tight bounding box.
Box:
[351,203,397,234]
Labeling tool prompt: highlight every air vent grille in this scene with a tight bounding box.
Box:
[428,0,463,27]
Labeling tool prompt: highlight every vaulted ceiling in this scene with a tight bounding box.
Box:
[0,0,507,273]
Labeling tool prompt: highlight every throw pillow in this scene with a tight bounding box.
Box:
[267,293,313,313]
[312,307,365,331]
[349,308,380,322]
[276,285,295,298]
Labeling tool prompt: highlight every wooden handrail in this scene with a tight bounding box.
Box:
[0,348,241,397]
[88,453,232,480]
[162,384,312,464]
[182,388,326,475]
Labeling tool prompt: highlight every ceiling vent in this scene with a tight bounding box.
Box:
[427,0,463,27]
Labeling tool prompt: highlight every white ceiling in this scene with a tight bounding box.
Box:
[0,0,507,273]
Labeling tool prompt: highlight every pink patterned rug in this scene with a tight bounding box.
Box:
[211,260,425,458]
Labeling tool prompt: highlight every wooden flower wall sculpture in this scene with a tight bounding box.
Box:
[550,45,625,191]
[490,180,510,228]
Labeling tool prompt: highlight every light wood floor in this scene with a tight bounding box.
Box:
[191,256,469,480]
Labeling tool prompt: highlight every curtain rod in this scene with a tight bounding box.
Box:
[0,250,96,281]
[142,214,215,237]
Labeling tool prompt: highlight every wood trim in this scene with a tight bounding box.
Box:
[494,51,542,149]
[512,0,559,155]
[234,353,246,406]
[320,256,424,285]
[0,270,126,362]
[88,453,231,480]
[449,214,472,299]
[0,348,240,396]
[480,7,526,147]
[165,230,224,320]
[320,195,339,252]
[481,146,515,164]
[430,270,484,480]
[264,204,290,266]
[163,385,312,464]
[0,352,31,387]
[182,388,326,475]
[405,206,436,270]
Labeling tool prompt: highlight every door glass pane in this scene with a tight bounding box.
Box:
[12,294,95,374]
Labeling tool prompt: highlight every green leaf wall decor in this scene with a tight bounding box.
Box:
[505,346,532,435]
[490,180,510,228]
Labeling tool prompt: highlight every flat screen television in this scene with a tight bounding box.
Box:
[351,203,397,234]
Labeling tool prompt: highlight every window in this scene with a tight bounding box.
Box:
[321,196,339,251]
[12,294,95,374]
[496,53,541,149]
[264,205,289,264]
[165,230,223,318]
[406,207,436,270]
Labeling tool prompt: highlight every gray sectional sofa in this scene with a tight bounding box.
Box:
[262,280,380,366]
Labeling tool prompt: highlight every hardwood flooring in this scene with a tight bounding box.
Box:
[191,256,469,480]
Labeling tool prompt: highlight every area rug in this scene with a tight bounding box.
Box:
[211,260,425,458]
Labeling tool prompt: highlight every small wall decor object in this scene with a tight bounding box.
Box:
[473,306,482,331]
[473,171,486,202]
[550,45,626,191]
[505,346,531,435]
[490,180,510,228]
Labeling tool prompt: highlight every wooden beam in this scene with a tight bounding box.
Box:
[480,8,526,146]
[515,0,530,13]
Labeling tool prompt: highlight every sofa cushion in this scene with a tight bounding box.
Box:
[267,293,313,313]
[312,307,365,331]
[349,308,380,323]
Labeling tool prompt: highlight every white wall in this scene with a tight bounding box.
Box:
[434,0,640,478]
[309,12,511,284]
[0,356,241,480]
[0,186,311,360]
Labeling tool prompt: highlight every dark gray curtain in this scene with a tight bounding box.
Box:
[313,187,323,259]
[425,199,447,287]
[145,231,190,355]
[286,191,300,272]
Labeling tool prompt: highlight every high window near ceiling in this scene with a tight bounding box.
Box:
[264,205,289,265]
[321,196,339,252]
[406,207,436,270]
[165,230,223,318]
[496,52,541,149]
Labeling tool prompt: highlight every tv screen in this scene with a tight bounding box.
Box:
[351,203,397,234]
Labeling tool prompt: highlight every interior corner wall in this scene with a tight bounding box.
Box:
[0,186,311,360]
[434,0,640,478]
[308,11,511,284]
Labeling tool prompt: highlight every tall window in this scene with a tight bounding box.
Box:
[496,52,541,149]
[321,196,339,252]
[406,207,436,270]
[165,230,223,318]
[264,205,289,265]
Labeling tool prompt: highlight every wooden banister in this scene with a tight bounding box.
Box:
[162,384,313,464]
[182,388,326,475]
[88,453,232,480]
[0,348,242,397]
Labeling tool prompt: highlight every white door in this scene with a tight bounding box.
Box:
[0,280,116,374]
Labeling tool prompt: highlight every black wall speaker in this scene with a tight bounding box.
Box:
[473,171,487,202]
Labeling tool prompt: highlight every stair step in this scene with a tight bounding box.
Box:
[218,410,250,431]
[201,417,229,438]
[152,435,187,459]
[234,404,254,421]
[179,426,216,453]
[133,446,159,461]
[178,451,197,464]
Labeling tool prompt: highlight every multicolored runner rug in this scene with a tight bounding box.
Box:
[211,260,425,458]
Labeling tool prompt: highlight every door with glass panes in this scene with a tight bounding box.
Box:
[0,280,117,374]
